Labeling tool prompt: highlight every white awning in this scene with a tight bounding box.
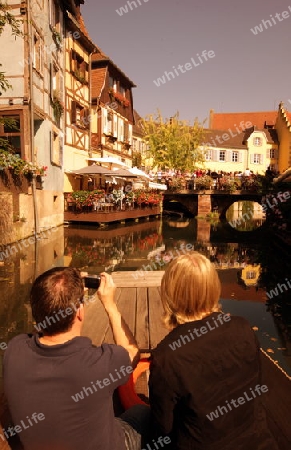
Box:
[149,182,167,190]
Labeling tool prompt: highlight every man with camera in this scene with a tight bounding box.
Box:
[3,267,149,450]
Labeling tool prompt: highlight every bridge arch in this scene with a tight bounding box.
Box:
[163,192,264,219]
[212,193,263,220]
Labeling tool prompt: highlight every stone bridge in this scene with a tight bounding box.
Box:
[163,191,263,219]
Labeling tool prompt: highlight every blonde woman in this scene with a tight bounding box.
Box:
[149,252,278,450]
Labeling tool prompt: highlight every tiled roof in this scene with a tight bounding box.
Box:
[78,14,91,40]
[92,52,136,87]
[202,129,247,149]
[91,67,107,98]
[242,127,278,144]
[277,102,291,130]
[209,110,278,130]
[202,126,278,149]
[133,110,144,136]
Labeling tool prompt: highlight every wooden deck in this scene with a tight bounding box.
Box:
[82,271,291,449]
[82,272,166,352]
[64,206,161,224]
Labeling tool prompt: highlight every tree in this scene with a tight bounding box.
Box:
[140,111,206,171]
[0,1,22,93]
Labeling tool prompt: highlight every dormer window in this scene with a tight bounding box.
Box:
[253,137,262,146]
[109,76,117,90]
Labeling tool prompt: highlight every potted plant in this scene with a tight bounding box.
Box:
[52,91,64,122]
[51,26,62,50]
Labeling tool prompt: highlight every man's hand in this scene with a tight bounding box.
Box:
[97,272,117,309]
[97,272,140,368]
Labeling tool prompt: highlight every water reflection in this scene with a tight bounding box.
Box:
[64,220,163,272]
[0,218,290,378]
[226,201,265,231]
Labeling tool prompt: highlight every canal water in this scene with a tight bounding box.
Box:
[0,212,291,383]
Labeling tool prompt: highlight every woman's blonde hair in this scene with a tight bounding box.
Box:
[161,251,221,329]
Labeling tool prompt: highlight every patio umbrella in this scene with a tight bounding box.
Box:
[87,157,129,169]
[73,165,113,175]
[128,167,150,179]
[107,168,138,178]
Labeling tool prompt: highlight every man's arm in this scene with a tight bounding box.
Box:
[97,272,140,369]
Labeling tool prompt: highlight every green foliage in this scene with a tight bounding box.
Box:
[0,1,22,37]
[0,149,48,175]
[52,92,64,121]
[195,175,212,190]
[132,150,142,168]
[0,65,11,94]
[140,110,205,171]
[219,176,241,192]
[0,1,22,99]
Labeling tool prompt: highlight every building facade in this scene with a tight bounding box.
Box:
[275,102,291,173]
[91,51,136,168]
[201,110,279,174]
[62,2,95,192]
[0,0,67,238]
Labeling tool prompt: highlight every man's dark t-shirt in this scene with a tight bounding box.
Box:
[3,334,132,450]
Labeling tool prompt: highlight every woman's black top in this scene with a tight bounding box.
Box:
[149,312,278,450]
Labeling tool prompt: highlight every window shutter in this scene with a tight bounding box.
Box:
[124,122,129,141]
[260,154,264,165]
[59,134,63,167]
[113,115,118,137]
[226,151,231,162]
[71,101,77,124]
[266,148,270,158]
[212,149,218,161]
[119,118,124,141]
[238,151,243,163]
[70,51,76,72]
[103,109,108,133]
[50,63,54,100]
[250,154,254,164]
[128,124,132,142]
[81,108,89,128]
[49,131,53,162]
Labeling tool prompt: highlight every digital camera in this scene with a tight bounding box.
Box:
[84,275,101,289]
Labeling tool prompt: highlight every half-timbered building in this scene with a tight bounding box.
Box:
[91,51,136,168]
[62,1,95,192]
[0,0,67,238]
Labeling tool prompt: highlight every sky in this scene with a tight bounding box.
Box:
[81,0,291,125]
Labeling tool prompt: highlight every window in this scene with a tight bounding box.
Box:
[71,101,89,128]
[0,115,22,156]
[219,150,226,161]
[50,131,62,166]
[50,0,60,28]
[253,137,262,146]
[71,51,89,83]
[246,271,256,280]
[232,151,238,162]
[50,63,63,100]
[269,149,275,158]
[204,149,211,161]
[253,154,261,164]
[106,111,114,134]
[132,138,137,151]
[109,76,116,90]
[33,34,42,73]
[119,85,125,96]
